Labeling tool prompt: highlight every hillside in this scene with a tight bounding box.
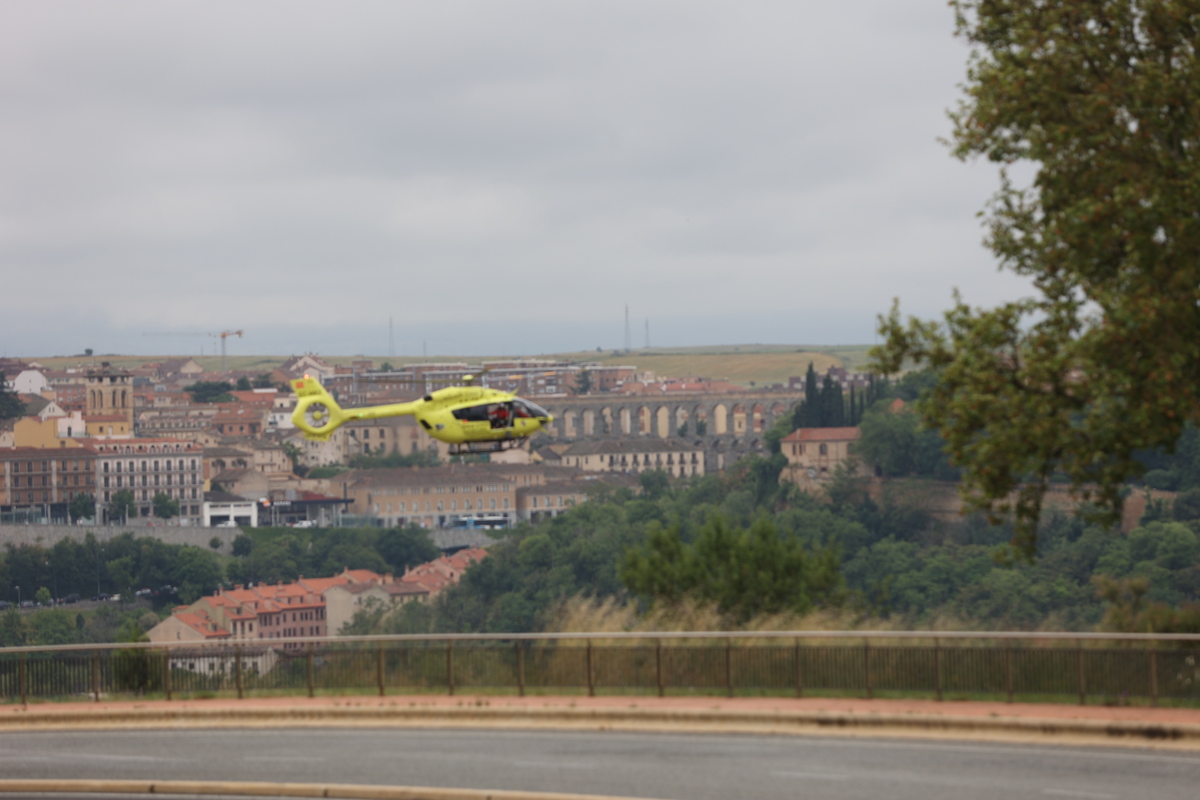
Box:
[28,344,874,388]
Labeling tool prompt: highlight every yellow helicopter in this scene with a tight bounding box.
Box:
[290,374,554,454]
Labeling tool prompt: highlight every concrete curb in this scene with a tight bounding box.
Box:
[2,704,1199,749]
[0,779,643,800]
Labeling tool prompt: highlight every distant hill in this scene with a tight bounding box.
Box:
[30,344,873,388]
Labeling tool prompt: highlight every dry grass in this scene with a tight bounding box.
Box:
[546,596,1080,645]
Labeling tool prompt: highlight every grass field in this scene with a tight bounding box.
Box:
[29,344,874,388]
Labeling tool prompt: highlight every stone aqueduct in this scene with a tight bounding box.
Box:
[536,390,805,472]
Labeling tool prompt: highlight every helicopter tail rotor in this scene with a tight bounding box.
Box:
[291,375,347,440]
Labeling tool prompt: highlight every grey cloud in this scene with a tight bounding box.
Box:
[1,0,1030,357]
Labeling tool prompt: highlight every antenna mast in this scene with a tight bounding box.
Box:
[624,305,632,351]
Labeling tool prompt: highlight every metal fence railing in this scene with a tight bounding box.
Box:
[3,631,1199,706]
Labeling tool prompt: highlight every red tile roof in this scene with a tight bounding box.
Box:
[781,427,861,443]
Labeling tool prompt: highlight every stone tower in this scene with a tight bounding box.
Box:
[86,362,134,426]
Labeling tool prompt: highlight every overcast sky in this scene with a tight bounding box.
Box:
[0,1,1033,359]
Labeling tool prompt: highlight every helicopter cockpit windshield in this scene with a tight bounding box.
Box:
[513,398,550,420]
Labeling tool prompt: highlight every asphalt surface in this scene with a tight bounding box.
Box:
[1,729,1199,800]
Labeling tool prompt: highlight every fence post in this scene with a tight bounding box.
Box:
[794,637,803,699]
[1005,646,1014,704]
[516,642,525,697]
[163,649,171,701]
[19,652,26,706]
[377,643,385,697]
[934,638,942,702]
[655,639,664,698]
[306,643,314,699]
[92,650,100,703]
[235,645,243,700]
[863,638,872,700]
[586,640,594,698]
[1149,647,1158,707]
[446,641,454,696]
[725,638,733,698]
[1076,645,1085,706]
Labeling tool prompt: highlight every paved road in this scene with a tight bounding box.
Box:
[0,729,1198,800]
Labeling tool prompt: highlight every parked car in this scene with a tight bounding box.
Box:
[293,520,317,528]
[0,601,10,610]
[18,600,34,608]
[64,593,80,604]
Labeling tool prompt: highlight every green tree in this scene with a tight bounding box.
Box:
[873,1,1200,557]
[854,404,958,480]
[252,372,274,388]
[108,490,138,521]
[0,373,23,421]
[375,526,440,574]
[107,555,136,601]
[638,470,671,501]
[348,450,440,470]
[185,381,235,404]
[575,369,594,395]
[621,514,842,621]
[35,587,51,606]
[280,441,305,477]
[1173,489,1200,522]
[27,609,77,645]
[0,607,26,647]
[171,546,223,603]
[235,376,252,391]
[231,534,254,557]
[68,493,96,523]
[152,492,179,520]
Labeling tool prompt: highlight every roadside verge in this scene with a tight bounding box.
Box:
[2,696,1199,750]
[0,778,645,800]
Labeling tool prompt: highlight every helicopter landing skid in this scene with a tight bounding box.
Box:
[449,439,525,455]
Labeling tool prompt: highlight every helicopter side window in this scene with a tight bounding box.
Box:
[452,405,490,423]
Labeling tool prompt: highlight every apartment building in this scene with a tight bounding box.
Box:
[0,447,97,521]
[324,361,641,402]
[778,426,864,491]
[149,556,487,647]
[340,463,551,528]
[136,406,219,439]
[89,437,205,521]
[556,439,705,478]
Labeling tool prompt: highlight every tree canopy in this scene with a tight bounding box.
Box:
[873,1,1200,557]
[0,373,24,421]
[186,381,235,404]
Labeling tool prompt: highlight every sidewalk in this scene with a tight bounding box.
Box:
[4,693,1200,749]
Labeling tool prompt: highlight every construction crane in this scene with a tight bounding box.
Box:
[142,329,244,373]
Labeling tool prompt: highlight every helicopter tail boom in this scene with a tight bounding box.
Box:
[291,376,422,440]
